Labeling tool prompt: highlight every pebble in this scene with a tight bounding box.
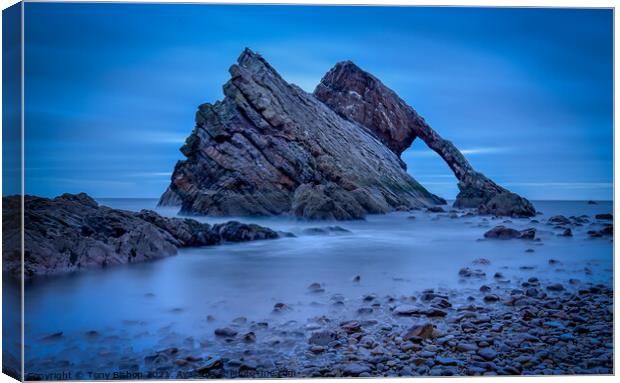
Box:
[343,363,371,376]
[478,347,498,361]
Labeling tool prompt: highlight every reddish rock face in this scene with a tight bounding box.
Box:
[314,61,420,157]
[314,60,535,217]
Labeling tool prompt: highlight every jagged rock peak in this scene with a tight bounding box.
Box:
[159,48,444,219]
[315,59,422,156]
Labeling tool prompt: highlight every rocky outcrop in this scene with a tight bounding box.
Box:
[314,61,535,218]
[2,193,279,278]
[159,48,444,220]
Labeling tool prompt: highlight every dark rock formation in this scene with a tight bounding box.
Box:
[483,225,536,240]
[595,213,613,220]
[159,48,444,220]
[314,60,535,217]
[2,193,279,278]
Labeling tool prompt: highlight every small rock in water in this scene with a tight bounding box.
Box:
[242,332,256,342]
[393,304,419,316]
[232,316,247,325]
[363,293,376,301]
[357,307,373,315]
[525,248,535,253]
[309,330,337,346]
[456,342,478,352]
[340,320,362,333]
[459,267,486,278]
[472,258,491,265]
[595,213,613,220]
[560,228,573,237]
[548,215,571,225]
[427,206,445,213]
[309,345,325,354]
[435,356,458,366]
[547,283,564,292]
[352,275,361,283]
[43,332,63,340]
[548,259,560,265]
[307,282,324,293]
[525,287,539,298]
[483,294,500,303]
[214,327,237,338]
[423,308,448,317]
[484,225,536,240]
[587,200,597,205]
[479,285,491,292]
[196,357,223,374]
[272,302,290,313]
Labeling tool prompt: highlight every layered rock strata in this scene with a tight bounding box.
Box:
[161,49,534,218]
[159,49,444,220]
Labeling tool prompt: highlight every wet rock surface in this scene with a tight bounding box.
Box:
[2,193,280,278]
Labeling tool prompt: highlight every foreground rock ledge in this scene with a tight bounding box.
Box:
[2,193,280,278]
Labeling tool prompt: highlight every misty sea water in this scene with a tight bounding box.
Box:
[17,199,612,375]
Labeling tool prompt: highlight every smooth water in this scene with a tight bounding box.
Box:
[22,200,613,373]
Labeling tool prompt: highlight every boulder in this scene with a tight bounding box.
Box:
[484,225,536,240]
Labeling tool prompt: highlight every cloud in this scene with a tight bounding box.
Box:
[126,172,172,178]
[460,147,511,155]
[404,146,510,159]
[503,182,612,189]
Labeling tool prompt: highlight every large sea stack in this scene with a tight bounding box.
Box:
[160,49,534,219]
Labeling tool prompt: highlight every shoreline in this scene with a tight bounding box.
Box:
[24,262,613,378]
[16,200,614,378]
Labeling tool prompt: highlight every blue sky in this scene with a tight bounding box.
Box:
[23,3,613,200]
